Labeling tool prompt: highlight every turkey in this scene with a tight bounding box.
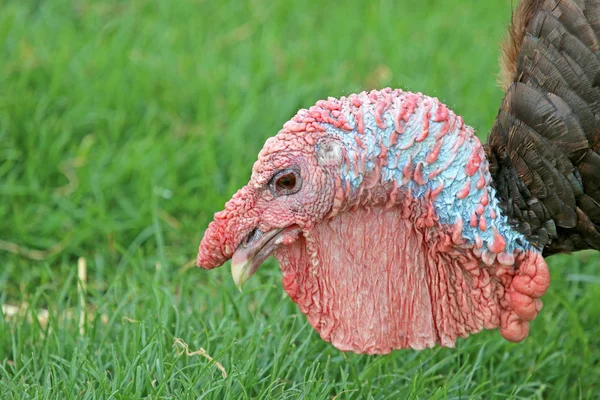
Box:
[196,0,600,354]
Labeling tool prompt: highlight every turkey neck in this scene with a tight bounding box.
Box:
[318,89,532,254]
[275,89,550,352]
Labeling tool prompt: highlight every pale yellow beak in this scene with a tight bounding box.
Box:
[230,228,284,291]
[231,253,251,291]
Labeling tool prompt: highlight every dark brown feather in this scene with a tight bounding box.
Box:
[487,0,600,255]
[499,0,546,90]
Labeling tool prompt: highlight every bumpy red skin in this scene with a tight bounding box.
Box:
[197,88,550,354]
[197,133,334,269]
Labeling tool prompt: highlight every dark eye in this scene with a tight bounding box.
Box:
[270,169,302,196]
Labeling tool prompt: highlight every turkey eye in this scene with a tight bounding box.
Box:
[270,169,302,196]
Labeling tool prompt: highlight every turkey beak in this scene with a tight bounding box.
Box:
[231,228,284,291]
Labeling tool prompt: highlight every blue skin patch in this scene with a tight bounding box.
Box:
[322,93,531,254]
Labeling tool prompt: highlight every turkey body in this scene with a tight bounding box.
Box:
[196,0,600,354]
[488,0,600,255]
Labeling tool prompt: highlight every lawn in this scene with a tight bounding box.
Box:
[1,0,600,398]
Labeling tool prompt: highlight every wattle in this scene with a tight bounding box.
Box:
[275,194,549,354]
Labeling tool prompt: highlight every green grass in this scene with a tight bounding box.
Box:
[1,0,600,398]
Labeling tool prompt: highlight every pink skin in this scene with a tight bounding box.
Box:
[276,198,547,353]
[196,89,551,354]
[197,132,337,269]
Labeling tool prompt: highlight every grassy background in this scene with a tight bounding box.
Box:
[1,0,600,398]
